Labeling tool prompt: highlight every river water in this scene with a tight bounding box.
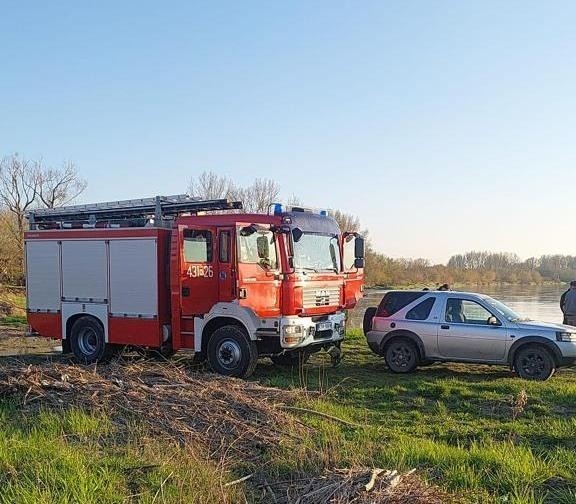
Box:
[348,285,567,328]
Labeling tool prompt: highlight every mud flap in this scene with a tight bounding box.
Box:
[62,337,72,354]
[327,343,342,367]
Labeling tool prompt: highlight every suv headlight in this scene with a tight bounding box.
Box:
[556,331,576,342]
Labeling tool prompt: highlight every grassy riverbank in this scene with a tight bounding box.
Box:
[256,330,576,503]
[0,329,575,502]
[0,405,238,503]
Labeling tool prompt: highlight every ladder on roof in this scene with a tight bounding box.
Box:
[27,194,243,230]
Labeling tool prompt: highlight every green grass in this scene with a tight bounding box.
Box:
[0,290,26,326]
[1,329,576,502]
[254,329,576,503]
[0,401,244,503]
[0,314,26,327]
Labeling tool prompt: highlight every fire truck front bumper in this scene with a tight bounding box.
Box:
[280,312,346,349]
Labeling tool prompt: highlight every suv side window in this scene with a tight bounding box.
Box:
[445,298,497,325]
[406,297,436,320]
[377,292,426,318]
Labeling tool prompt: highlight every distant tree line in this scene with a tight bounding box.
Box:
[365,251,574,287]
[1,164,571,288]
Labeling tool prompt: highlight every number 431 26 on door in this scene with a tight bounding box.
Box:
[187,265,214,278]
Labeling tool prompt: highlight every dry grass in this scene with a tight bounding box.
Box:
[0,358,451,503]
[257,467,454,503]
[0,359,306,466]
[0,286,25,317]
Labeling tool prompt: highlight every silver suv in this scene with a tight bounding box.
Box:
[364,290,576,380]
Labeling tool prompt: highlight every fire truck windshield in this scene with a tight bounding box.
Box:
[293,233,341,273]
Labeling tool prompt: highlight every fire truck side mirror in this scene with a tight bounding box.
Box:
[240,225,257,236]
[354,257,365,269]
[355,236,365,259]
[292,227,303,243]
[256,235,270,259]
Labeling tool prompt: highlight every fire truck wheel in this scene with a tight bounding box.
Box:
[70,316,116,364]
[270,351,309,367]
[207,326,258,378]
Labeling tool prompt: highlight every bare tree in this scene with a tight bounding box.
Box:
[332,209,361,233]
[0,211,24,283]
[35,160,87,208]
[286,194,302,206]
[188,171,234,200]
[0,155,38,250]
[0,154,87,283]
[188,171,280,213]
[240,178,281,213]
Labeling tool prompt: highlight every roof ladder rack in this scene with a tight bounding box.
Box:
[27,194,242,230]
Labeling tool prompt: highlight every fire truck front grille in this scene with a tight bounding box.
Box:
[302,287,340,308]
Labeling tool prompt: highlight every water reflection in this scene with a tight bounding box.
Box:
[349,285,567,327]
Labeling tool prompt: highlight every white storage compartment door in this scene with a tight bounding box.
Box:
[62,240,108,301]
[109,239,158,317]
[26,240,61,311]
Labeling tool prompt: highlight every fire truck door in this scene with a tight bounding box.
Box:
[342,232,365,309]
[236,227,282,317]
[180,226,219,315]
[217,227,235,302]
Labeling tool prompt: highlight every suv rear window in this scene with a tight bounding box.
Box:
[376,291,426,318]
[406,297,436,320]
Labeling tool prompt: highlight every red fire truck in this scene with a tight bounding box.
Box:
[24,195,364,377]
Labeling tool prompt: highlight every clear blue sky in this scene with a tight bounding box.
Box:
[2,1,575,263]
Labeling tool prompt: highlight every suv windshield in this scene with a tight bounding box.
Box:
[293,233,341,273]
[483,296,526,322]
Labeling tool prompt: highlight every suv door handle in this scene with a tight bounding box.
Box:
[440,325,450,330]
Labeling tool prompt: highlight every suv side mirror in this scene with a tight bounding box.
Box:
[487,316,501,326]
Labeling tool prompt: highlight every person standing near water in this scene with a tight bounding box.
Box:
[560,281,576,326]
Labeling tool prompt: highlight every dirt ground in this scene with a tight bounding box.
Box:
[0,324,57,357]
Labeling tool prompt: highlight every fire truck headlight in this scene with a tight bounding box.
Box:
[282,325,305,346]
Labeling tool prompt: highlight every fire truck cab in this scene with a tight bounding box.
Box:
[25,195,364,377]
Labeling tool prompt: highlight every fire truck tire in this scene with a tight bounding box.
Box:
[70,316,116,364]
[192,352,206,365]
[207,326,258,378]
[270,351,309,367]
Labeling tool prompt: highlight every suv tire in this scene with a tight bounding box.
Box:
[514,344,556,381]
[207,325,258,378]
[363,307,378,336]
[384,338,419,373]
